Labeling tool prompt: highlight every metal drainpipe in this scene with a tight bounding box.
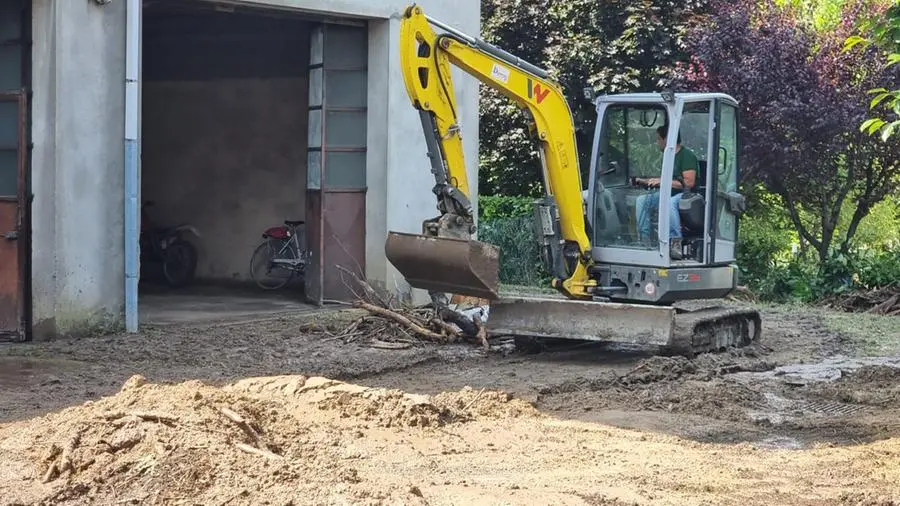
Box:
[124,0,140,332]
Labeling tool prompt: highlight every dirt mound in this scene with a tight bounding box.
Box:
[851,365,900,385]
[839,491,900,506]
[0,375,535,506]
[621,356,697,384]
[536,357,701,397]
[808,365,900,407]
[432,386,541,419]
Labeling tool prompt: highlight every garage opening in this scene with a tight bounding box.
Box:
[138,1,368,326]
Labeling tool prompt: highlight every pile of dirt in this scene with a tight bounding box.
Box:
[3,373,900,505]
[537,356,701,396]
[0,374,536,506]
[432,386,541,419]
[807,365,900,407]
[619,356,698,384]
[533,356,767,424]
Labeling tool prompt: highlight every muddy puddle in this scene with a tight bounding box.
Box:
[730,355,900,385]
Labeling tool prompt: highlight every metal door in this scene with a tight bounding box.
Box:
[0,0,28,342]
[306,22,368,304]
[0,91,26,342]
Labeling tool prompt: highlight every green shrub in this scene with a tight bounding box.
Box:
[852,248,900,288]
[478,195,900,297]
[736,211,796,288]
[477,195,549,286]
[753,247,900,303]
[478,215,550,286]
[478,195,535,220]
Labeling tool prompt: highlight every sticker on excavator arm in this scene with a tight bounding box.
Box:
[490,63,510,84]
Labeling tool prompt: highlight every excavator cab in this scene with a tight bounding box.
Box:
[551,91,748,304]
[586,93,744,264]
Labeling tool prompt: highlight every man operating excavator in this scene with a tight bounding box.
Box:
[634,124,699,260]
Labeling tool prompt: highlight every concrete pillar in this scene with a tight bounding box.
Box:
[30,0,126,338]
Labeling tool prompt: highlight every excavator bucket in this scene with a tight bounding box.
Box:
[385,231,501,300]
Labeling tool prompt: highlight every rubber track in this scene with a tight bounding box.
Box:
[668,306,762,357]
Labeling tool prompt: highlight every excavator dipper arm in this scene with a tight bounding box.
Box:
[386,5,595,300]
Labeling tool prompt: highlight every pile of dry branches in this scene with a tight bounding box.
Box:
[823,284,900,316]
[331,265,489,350]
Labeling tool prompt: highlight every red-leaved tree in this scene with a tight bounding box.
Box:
[668,0,900,264]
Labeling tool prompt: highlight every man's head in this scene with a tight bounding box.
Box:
[656,125,681,151]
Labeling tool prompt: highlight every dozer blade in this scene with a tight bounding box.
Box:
[485,296,762,356]
[385,231,501,300]
[486,296,676,347]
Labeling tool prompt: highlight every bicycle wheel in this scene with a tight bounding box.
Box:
[250,238,295,290]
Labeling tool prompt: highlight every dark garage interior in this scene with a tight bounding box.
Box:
[138,1,315,324]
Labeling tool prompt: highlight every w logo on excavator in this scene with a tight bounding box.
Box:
[527,78,550,104]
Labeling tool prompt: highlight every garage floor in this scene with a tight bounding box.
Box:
[138,284,320,326]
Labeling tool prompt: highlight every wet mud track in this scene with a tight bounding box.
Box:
[0,304,897,452]
[355,306,900,449]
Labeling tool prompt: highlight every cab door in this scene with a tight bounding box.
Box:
[711,99,740,264]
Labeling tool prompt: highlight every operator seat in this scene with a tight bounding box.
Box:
[679,159,706,239]
[592,187,625,241]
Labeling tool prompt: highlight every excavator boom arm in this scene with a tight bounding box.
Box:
[389,5,593,299]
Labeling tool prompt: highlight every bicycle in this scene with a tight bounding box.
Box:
[249,220,308,290]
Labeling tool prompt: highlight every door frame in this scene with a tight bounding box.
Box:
[0,91,28,342]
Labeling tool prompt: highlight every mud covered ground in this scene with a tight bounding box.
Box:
[1,301,900,504]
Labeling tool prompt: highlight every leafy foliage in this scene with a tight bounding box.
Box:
[477,196,549,286]
[669,0,900,264]
[772,0,845,34]
[478,195,535,220]
[472,0,900,302]
[735,187,797,287]
[843,2,900,140]
[478,0,710,196]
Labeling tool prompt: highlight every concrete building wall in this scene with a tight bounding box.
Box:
[27,0,480,337]
[141,77,308,283]
[362,1,482,303]
[30,0,127,338]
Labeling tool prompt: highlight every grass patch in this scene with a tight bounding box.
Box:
[498,283,559,297]
[819,311,900,357]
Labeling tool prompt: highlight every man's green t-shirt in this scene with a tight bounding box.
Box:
[672,146,698,194]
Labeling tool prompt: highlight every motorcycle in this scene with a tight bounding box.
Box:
[140,201,201,287]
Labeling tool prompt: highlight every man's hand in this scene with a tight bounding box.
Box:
[636,177,661,187]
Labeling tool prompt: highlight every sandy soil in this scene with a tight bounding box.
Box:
[0,303,899,505]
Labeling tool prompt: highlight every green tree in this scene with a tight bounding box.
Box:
[477,0,709,196]
[670,0,900,265]
[844,2,900,140]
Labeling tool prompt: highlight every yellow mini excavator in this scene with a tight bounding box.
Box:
[384,5,761,356]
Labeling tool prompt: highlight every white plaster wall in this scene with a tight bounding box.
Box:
[362,1,481,303]
[31,0,126,338]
